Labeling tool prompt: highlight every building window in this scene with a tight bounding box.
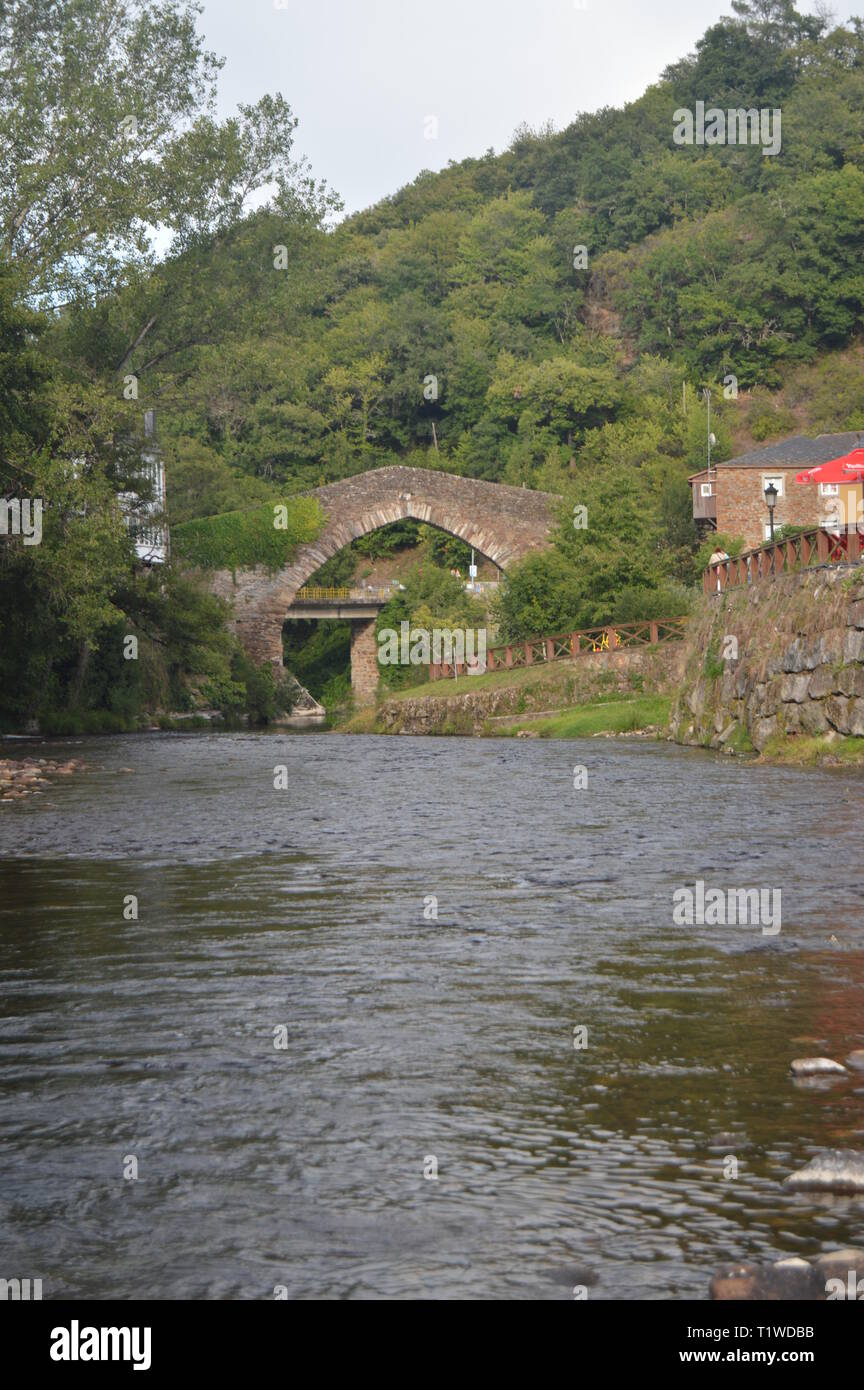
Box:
[762,474,785,498]
[819,482,839,496]
[700,482,714,497]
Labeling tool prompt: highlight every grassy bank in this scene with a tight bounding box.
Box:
[336,642,687,737]
[761,732,864,766]
[497,695,671,739]
[340,691,673,739]
[382,661,598,701]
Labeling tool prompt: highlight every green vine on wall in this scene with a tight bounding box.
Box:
[172,498,323,573]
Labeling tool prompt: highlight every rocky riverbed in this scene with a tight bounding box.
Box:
[709,1050,864,1298]
[0,756,87,802]
[712,1247,864,1300]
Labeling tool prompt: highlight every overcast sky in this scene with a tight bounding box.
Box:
[196,0,830,216]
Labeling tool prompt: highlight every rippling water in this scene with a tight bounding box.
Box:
[1,731,864,1300]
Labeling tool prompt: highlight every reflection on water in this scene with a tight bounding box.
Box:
[1,732,863,1299]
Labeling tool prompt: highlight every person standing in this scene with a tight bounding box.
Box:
[708,545,728,593]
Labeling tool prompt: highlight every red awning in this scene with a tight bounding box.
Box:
[795,447,864,484]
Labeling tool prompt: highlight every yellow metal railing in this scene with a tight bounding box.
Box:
[295,586,352,600]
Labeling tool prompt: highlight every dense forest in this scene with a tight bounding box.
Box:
[3,0,864,728]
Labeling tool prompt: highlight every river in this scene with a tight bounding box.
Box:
[1,732,863,1300]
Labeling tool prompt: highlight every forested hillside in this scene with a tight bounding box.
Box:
[4,0,864,727]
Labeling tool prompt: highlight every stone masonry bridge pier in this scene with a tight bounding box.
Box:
[209,466,559,703]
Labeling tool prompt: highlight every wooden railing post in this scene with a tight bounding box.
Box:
[524,642,533,665]
[848,529,862,563]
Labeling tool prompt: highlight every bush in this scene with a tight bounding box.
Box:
[282,620,350,699]
[773,523,809,541]
[375,565,487,688]
[320,671,353,711]
[354,518,420,557]
[748,405,798,441]
[611,581,694,623]
[231,651,293,723]
[493,551,583,641]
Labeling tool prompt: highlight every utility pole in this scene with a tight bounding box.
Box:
[706,389,711,480]
[701,388,712,481]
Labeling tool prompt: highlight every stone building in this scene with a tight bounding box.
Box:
[689,431,864,550]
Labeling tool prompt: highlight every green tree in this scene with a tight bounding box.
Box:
[0,0,337,304]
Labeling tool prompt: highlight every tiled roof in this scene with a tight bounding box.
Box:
[717,432,864,470]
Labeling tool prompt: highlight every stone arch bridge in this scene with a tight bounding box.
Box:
[209,466,559,703]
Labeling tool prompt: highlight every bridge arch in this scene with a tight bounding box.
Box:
[209,465,558,692]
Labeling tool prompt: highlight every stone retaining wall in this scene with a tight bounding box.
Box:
[671,566,864,752]
[371,645,686,735]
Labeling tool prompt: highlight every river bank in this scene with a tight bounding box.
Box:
[339,566,864,767]
[339,663,864,765]
[8,568,864,768]
[340,642,685,739]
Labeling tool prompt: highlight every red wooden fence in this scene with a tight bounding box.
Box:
[428,616,689,681]
[704,527,862,595]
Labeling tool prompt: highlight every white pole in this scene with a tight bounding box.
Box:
[706,389,712,481]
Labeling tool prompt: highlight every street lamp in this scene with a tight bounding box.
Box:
[764,481,778,543]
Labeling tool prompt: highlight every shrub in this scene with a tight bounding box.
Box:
[748,405,798,441]
[611,581,694,623]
